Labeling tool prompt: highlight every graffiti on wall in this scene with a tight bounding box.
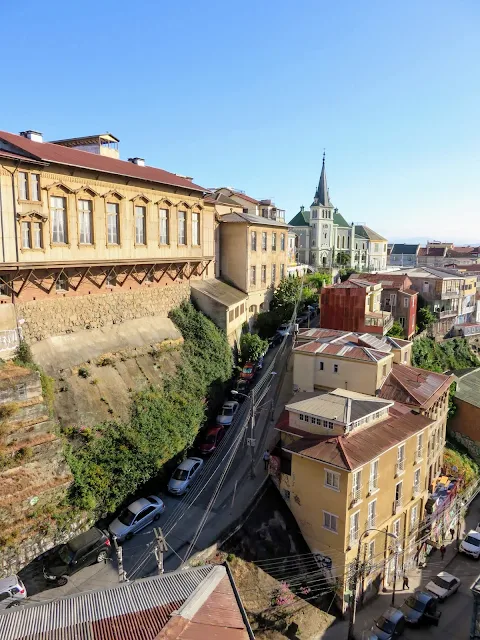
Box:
[0,329,19,353]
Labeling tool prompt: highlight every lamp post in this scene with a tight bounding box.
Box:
[347,529,399,640]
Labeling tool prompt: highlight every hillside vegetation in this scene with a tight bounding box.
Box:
[66,302,233,514]
[412,337,480,373]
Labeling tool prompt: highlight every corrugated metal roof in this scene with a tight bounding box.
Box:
[286,391,391,422]
[454,369,480,409]
[0,566,214,640]
[379,364,452,409]
[220,211,288,228]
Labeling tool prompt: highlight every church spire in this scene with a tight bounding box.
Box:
[313,151,332,207]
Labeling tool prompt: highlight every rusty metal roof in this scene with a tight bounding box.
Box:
[0,566,249,640]
[293,340,390,363]
[379,364,453,409]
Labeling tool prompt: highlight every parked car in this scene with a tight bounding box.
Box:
[368,607,405,639]
[43,527,112,586]
[108,495,166,541]
[232,378,250,399]
[399,591,441,626]
[460,530,480,558]
[297,313,309,326]
[0,575,27,610]
[199,426,225,455]
[168,457,204,495]
[216,400,240,426]
[276,323,291,337]
[425,571,460,601]
[268,334,283,348]
[240,362,256,381]
[257,355,264,370]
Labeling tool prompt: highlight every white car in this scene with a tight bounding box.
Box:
[276,323,291,337]
[108,495,165,541]
[168,457,204,495]
[216,401,239,427]
[460,530,480,558]
[425,571,461,601]
[0,575,27,610]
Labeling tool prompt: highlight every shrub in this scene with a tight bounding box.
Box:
[40,371,55,415]
[14,340,34,366]
[0,402,18,421]
[97,357,114,367]
[417,306,437,332]
[412,337,480,373]
[78,367,90,379]
[240,333,268,364]
[387,321,405,338]
[255,310,284,339]
[305,272,332,289]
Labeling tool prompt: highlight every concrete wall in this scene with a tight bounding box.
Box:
[219,223,248,292]
[16,281,190,342]
[448,398,480,446]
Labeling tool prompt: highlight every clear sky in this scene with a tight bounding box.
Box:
[1,0,479,243]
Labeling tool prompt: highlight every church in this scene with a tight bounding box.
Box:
[289,155,388,271]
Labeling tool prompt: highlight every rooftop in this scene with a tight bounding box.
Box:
[0,130,205,193]
[0,565,250,640]
[220,211,289,228]
[286,389,392,423]
[293,340,390,362]
[191,278,248,307]
[354,225,388,242]
[289,206,310,227]
[397,266,465,280]
[418,246,447,257]
[379,363,453,410]
[349,272,415,291]
[295,327,410,352]
[390,244,420,255]
[453,368,480,409]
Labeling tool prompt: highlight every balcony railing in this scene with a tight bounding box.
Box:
[395,459,405,476]
[393,498,403,514]
[414,449,423,464]
[365,311,394,329]
[367,516,376,529]
[350,487,362,506]
[440,290,461,300]
[350,531,359,547]
[413,484,421,497]
[368,479,379,495]
[439,309,457,318]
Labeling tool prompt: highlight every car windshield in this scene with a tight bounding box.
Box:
[173,468,189,481]
[243,367,253,374]
[118,508,136,526]
[222,407,234,416]
[465,535,480,547]
[376,616,395,633]
[432,576,451,589]
[59,544,74,564]
[205,433,217,443]
[405,596,426,612]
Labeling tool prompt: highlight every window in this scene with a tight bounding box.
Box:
[396,444,405,474]
[389,293,397,306]
[392,519,401,538]
[178,210,186,245]
[352,470,362,501]
[369,459,379,492]
[56,275,67,292]
[32,221,42,248]
[261,265,267,283]
[325,468,340,491]
[50,196,67,243]
[31,173,40,201]
[135,206,146,244]
[368,540,375,560]
[395,481,403,507]
[333,364,339,373]
[410,504,418,531]
[192,211,200,245]
[367,499,377,528]
[250,266,256,285]
[261,208,268,218]
[272,232,277,251]
[416,433,423,461]
[323,420,334,429]
[235,306,239,318]
[159,208,169,244]
[280,264,285,279]
[107,202,119,244]
[21,222,31,248]
[404,297,409,308]
[18,172,29,200]
[262,232,267,251]
[251,231,257,251]
[399,317,405,327]
[272,264,276,283]
[229,309,234,322]
[350,511,360,545]
[312,209,317,219]
[323,511,338,532]
[78,199,93,244]
[299,413,305,421]
[280,233,285,251]
[413,468,421,494]
[382,364,387,377]
[319,361,324,371]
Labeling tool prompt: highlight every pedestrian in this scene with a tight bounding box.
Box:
[440,544,446,560]
[402,572,409,590]
[263,449,270,471]
[450,527,455,540]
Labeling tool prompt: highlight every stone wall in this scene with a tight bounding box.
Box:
[16,282,190,342]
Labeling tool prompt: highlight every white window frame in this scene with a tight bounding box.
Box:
[416,433,423,462]
[159,208,169,245]
[135,205,147,245]
[323,511,338,533]
[18,171,29,200]
[280,233,285,251]
[413,468,421,494]
[392,518,401,538]
[50,196,67,244]
[21,221,31,248]
[350,511,360,545]
[410,504,418,532]
[272,232,277,251]
[262,231,267,251]
[107,202,120,245]
[369,458,379,494]
[367,499,377,529]
[192,211,200,246]
[78,199,93,245]
[395,481,403,507]
[251,231,257,251]
[178,210,186,245]
[324,468,340,491]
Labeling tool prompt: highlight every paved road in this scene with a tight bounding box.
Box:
[19,332,294,604]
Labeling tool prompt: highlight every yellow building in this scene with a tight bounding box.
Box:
[273,388,437,609]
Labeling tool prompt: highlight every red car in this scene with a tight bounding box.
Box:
[199,426,225,455]
[240,361,256,381]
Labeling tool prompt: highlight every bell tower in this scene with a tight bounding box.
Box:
[310,152,334,268]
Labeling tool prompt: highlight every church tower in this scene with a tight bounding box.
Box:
[310,152,334,268]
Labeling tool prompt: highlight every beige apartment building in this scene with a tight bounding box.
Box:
[273,389,436,609]
[0,129,216,346]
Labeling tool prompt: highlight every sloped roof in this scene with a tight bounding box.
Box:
[312,154,331,207]
[286,391,391,422]
[453,369,480,409]
[191,279,248,307]
[0,566,250,640]
[349,272,413,290]
[418,246,447,257]
[220,211,289,228]
[0,130,205,193]
[355,225,388,242]
[206,192,242,207]
[283,405,432,470]
[390,244,420,255]
[294,340,390,362]
[379,363,453,410]
[289,207,310,226]
[333,209,350,228]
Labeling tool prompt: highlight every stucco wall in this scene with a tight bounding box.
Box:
[448,398,480,445]
[17,281,190,342]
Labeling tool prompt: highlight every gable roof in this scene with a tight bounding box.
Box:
[390,244,420,255]
[294,340,390,363]
[379,363,453,410]
[418,246,447,257]
[354,225,388,242]
[191,279,248,307]
[286,391,392,422]
[349,272,415,291]
[220,211,289,228]
[0,130,205,193]
[289,206,310,226]
[332,209,350,228]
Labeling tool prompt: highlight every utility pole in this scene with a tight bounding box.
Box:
[113,537,128,583]
[154,528,168,575]
[391,548,399,606]
[249,387,256,479]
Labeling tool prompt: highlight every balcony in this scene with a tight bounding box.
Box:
[365,311,394,334]
[349,531,359,547]
[368,480,379,495]
[366,516,376,529]
[393,498,403,514]
[438,309,457,319]
[395,459,405,476]
[414,450,423,464]
[440,290,461,300]
[413,484,421,497]
[350,487,362,506]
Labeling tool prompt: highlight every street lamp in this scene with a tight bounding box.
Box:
[347,529,400,640]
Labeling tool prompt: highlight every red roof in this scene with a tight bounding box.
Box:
[379,363,453,410]
[418,247,446,257]
[349,272,413,291]
[293,340,389,362]
[0,130,205,193]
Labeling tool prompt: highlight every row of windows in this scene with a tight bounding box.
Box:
[251,231,286,252]
[347,498,420,541]
[21,197,200,249]
[228,303,245,323]
[18,172,41,202]
[299,413,334,429]
[250,264,285,285]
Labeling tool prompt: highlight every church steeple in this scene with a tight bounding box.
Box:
[313,151,332,207]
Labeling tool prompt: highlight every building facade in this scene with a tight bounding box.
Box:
[387,244,420,268]
[288,155,388,271]
[319,279,394,335]
[0,129,215,345]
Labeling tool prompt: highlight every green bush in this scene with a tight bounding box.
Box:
[78,367,90,378]
[255,309,284,339]
[417,306,437,332]
[14,340,34,366]
[412,337,480,373]
[240,333,268,364]
[305,272,332,289]
[387,321,405,338]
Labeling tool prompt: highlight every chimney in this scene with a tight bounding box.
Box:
[20,130,43,143]
[128,157,145,166]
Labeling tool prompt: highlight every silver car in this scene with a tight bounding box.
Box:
[0,575,27,610]
[216,401,239,427]
[168,457,204,495]
[108,495,165,541]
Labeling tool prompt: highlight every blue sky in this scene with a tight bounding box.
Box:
[2,0,479,242]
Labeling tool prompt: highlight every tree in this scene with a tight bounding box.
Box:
[301,286,318,306]
[255,310,284,339]
[387,321,405,338]
[417,306,436,332]
[339,267,358,282]
[239,333,268,364]
[306,272,332,290]
[270,278,302,322]
[335,251,350,267]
